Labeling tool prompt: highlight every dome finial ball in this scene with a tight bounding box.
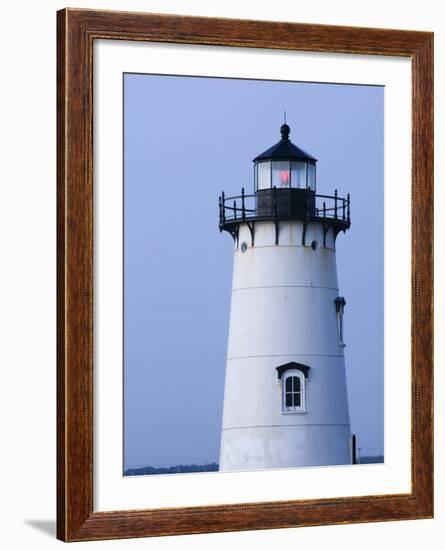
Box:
[280,123,290,141]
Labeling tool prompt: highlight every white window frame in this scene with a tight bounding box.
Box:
[282,370,306,413]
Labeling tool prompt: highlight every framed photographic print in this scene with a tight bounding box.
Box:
[57,8,433,542]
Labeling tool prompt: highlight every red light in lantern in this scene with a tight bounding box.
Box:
[280,170,290,187]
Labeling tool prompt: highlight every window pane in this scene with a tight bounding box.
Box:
[257,161,271,190]
[285,377,293,392]
[290,161,306,188]
[294,391,301,407]
[272,161,290,188]
[285,393,293,408]
[294,376,301,392]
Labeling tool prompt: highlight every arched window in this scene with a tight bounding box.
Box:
[282,370,306,413]
[276,362,309,413]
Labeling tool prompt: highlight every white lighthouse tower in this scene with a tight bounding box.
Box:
[218,123,352,471]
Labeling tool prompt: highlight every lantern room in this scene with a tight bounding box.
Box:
[253,124,317,192]
[253,124,317,218]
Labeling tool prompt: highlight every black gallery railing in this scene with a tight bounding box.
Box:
[219,187,350,229]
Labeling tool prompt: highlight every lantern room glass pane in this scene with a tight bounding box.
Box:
[256,161,271,190]
[272,161,290,188]
[290,161,307,189]
[308,163,316,191]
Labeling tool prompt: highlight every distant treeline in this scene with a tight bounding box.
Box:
[125,457,384,476]
[359,455,384,464]
[125,462,219,476]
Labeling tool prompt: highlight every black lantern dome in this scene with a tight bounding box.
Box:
[254,124,317,162]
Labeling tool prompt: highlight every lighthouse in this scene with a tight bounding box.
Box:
[218,123,352,471]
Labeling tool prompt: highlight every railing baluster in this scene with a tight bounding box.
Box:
[323,201,326,218]
[273,186,279,245]
[241,187,246,221]
[342,199,346,221]
[334,189,338,219]
[222,192,226,224]
[347,193,350,221]
[233,200,237,220]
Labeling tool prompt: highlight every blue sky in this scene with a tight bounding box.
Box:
[123,73,384,470]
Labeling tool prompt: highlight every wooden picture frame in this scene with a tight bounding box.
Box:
[57,8,433,542]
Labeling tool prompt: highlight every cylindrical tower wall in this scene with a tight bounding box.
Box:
[219,220,351,471]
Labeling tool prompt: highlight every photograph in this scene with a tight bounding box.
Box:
[123,73,384,476]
